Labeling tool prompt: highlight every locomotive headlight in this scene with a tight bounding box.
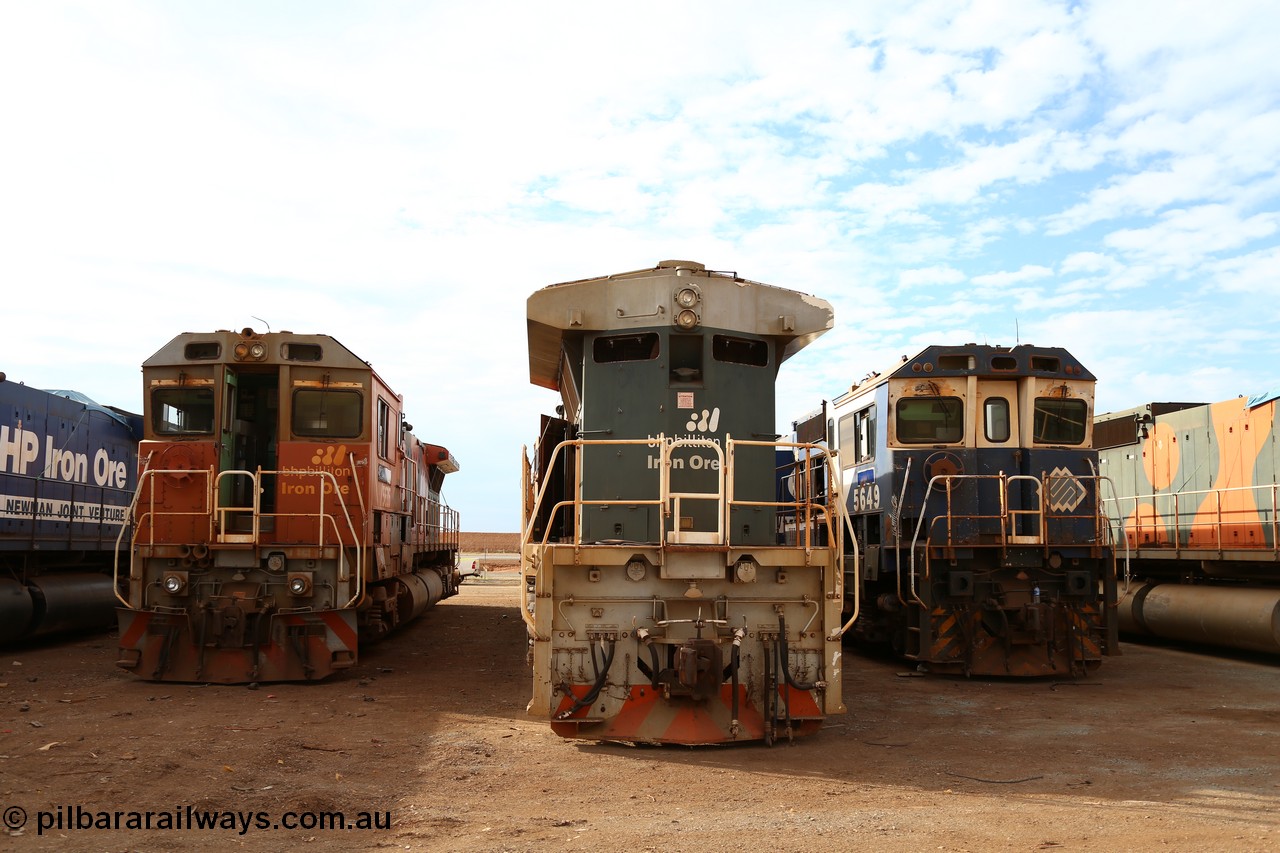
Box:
[234,341,267,361]
[162,572,187,594]
[287,572,313,596]
[675,308,700,330]
[675,286,699,308]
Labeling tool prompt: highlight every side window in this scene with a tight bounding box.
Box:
[1033,398,1087,445]
[837,407,877,467]
[855,408,876,463]
[377,398,391,458]
[896,397,964,444]
[984,398,1011,442]
[837,413,857,469]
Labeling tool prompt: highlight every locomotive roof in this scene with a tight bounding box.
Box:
[2,382,141,435]
[143,330,370,370]
[832,343,1094,406]
[527,260,834,391]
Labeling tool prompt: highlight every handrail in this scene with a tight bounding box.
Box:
[118,462,366,609]
[893,456,913,607]
[907,472,1112,605]
[341,451,366,607]
[1102,481,1280,556]
[214,469,260,542]
[519,435,847,638]
[116,465,215,605]
[1003,474,1045,544]
[114,451,156,606]
[1094,472,1132,588]
[268,466,364,608]
[663,438,725,544]
[828,466,862,640]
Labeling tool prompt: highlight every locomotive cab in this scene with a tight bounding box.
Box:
[816,344,1117,676]
[116,329,460,683]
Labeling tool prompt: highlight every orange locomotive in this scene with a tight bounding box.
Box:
[1096,391,1279,655]
[115,330,459,682]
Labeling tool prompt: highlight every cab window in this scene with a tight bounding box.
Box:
[594,333,659,363]
[712,335,768,367]
[984,398,1011,442]
[292,389,362,438]
[153,388,215,435]
[896,397,963,444]
[1033,398,1087,445]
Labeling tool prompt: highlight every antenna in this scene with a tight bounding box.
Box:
[252,315,272,333]
[1015,318,1020,345]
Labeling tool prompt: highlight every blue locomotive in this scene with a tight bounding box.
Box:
[0,373,141,643]
[796,344,1118,676]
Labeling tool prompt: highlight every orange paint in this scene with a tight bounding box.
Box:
[551,683,822,744]
[1125,503,1168,546]
[1142,422,1180,492]
[1189,399,1274,548]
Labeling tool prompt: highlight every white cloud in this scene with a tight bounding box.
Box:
[1103,204,1280,268]
[3,0,1279,530]
[1205,245,1280,297]
[900,265,967,288]
[971,265,1054,286]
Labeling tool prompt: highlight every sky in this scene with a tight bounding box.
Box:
[3,1,1279,532]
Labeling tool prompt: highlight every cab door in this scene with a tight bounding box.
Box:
[977,381,1035,540]
[976,381,1018,451]
[219,369,239,511]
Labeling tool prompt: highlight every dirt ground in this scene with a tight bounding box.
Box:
[3,582,1278,853]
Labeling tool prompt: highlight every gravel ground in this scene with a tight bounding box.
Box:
[3,583,1278,852]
